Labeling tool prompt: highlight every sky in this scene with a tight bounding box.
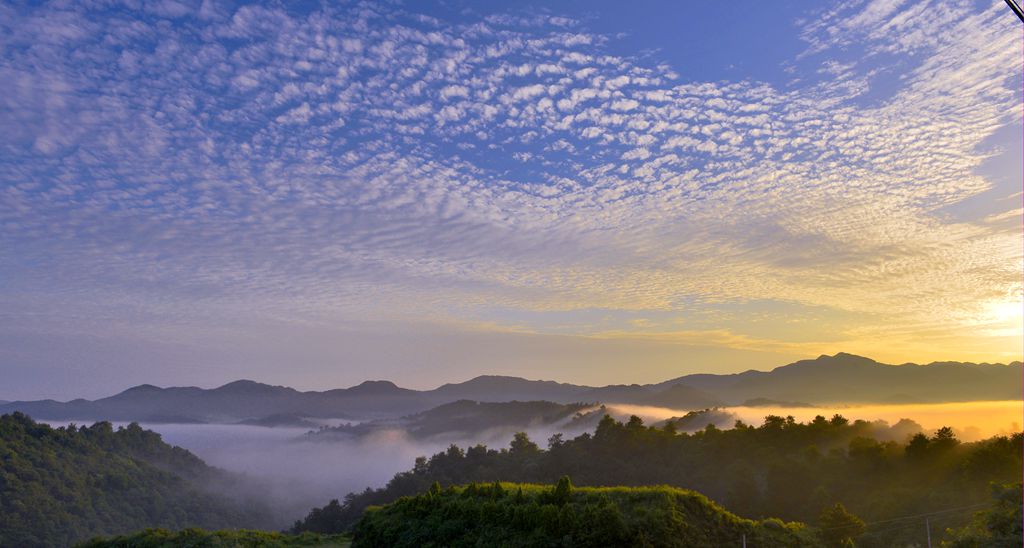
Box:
[1,0,1021,400]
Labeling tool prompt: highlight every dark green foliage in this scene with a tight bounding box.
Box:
[75,528,351,547]
[351,481,817,547]
[294,415,1022,547]
[944,483,1023,547]
[0,413,268,547]
[292,499,349,535]
[552,475,573,505]
[817,503,866,547]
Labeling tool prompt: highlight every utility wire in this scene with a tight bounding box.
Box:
[860,510,982,536]
[817,502,990,532]
[1006,0,1024,23]
[742,511,977,548]
[743,502,992,548]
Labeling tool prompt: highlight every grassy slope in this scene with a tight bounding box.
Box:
[353,481,818,547]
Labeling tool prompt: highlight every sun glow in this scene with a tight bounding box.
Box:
[980,299,1023,335]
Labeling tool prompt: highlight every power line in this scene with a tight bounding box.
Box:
[861,502,989,527]
[863,510,980,537]
[1006,0,1024,23]
[817,501,989,532]
[743,502,992,548]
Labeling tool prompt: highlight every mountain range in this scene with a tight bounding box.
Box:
[308,400,597,441]
[1,353,1019,424]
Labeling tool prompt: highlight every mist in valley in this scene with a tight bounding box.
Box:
[44,399,1021,527]
[46,417,596,526]
[608,399,1024,441]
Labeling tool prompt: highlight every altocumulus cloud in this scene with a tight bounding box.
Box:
[0,0,1020,394]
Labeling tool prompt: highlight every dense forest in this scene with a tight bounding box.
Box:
[76,529,351,548]
[2,410,1019,547]
[0,413,268,547]
[73,480,1020,547]
[943,482,1022,547]
[294,413,1022,546]
[353,479,817,547]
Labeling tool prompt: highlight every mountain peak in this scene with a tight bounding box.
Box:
[348,380,402,394]
[455,374,570,388]
[217,379,261,388]
[214,380,286,394]
[764,352,881,376]
[817,352,876,365]
[121,384,163,394]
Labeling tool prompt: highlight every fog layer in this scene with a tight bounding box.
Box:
[46,400,1022,524]
[608,400,1023,441]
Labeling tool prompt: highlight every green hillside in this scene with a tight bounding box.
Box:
[295,414,1022,546]
[0,413,268,547]
[352,478,816,547]
[76,528,351,548]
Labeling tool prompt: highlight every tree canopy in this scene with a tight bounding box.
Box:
[352,480,816,547]
[294,413,1021,547]
[0,413,268,547]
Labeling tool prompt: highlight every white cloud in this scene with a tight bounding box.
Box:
[0,0,1019,385]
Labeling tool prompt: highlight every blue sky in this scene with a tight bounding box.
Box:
[0,0,1021,399]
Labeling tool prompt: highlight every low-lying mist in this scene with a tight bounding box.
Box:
[608,399,1023,441]
[47,419,586,527]
[45,399,1022,527]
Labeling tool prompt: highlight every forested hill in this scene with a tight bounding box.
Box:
[0,413,268,547]
[294,414,1022,546]
[352,480,817,547]
[307,400,595,441]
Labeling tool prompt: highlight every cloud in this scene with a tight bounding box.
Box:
[0,0,1020,393]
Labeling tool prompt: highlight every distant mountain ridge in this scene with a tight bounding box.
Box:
[655,352,1023,404]
[1,353,1019,424]
[310,400,595,441]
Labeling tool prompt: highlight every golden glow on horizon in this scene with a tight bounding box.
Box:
[607,400,1024,442]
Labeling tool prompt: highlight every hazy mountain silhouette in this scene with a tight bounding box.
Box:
[310,400,593,441]
[235,413,321,428]
[741,397,813,408]
[430,375,588,402]
[578,383,723,409]
[653,352,1023,404]
[1,353,1019,423]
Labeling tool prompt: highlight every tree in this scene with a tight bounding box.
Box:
[818,503,866,547]
[295,414,1024,542]
[725,465,762,518]
[931,426,960,452]
[946,483,1023,548]
[552,476,573,505]
[594,414,618,440]
[905,432,930,459]
[509,432,539,456]
[547,433,564,449]
[829,414,849,427]
[0,414,270,547]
